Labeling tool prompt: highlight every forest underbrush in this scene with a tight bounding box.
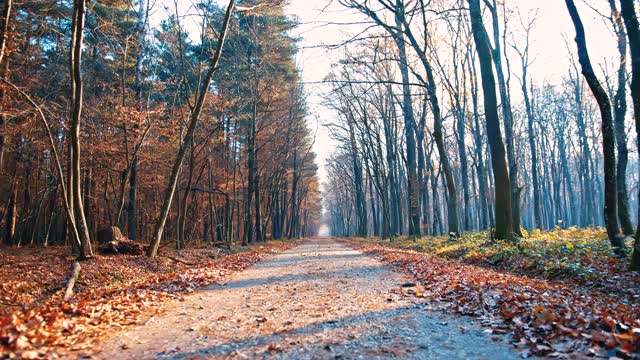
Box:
[353,227,638,291]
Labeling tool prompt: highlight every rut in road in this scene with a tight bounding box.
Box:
[99,239,520,359]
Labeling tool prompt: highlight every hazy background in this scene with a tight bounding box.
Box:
[154,0,617,186]
[285,0,615,186]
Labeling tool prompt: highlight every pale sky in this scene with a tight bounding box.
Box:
[284,0,616,186]
[155,0,618,186]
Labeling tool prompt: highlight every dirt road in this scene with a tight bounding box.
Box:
[98,239,520,359]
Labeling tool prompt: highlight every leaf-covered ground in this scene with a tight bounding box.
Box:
[0,242,295,358]
[352,228,639,301]
[348,230,640,357]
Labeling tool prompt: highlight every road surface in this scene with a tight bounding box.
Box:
[98,239,520,359]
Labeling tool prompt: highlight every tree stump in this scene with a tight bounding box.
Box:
[97,226,145,255]
[97,226,125,244]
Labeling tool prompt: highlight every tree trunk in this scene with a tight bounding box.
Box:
[469,0,513,241]
[347,110,367,237]
[0,0,10,67]
[128,0,149,241]
[619,0,640,269]
[607,0,634,236]
[0,0,11,174]
[393,11,421,237]
[487,0,521,236]
[3,177,17,246]
[565,0,624,254]
[69,0,93,259]
[468,51,490,230]
[147,0,236,258]
[522,76,543,229]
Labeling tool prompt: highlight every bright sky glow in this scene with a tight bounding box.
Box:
[155,0,618,186]
[285,0,616,186]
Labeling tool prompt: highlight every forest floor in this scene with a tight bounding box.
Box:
[349,230,640,358]
[97,239,519,359]
[0,241,296,358]
[2,235,639,359]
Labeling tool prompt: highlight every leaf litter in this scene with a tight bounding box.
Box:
[350,241,640,358]
[0,242,295,358]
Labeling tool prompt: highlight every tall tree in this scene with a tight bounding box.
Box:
[128,0,150,240]
[468,0,513,240]
[619,0,640,269]
[564,0,624,254]
[69,0,93,258]
[393,7,421,237]
[0,0,11,185]
[513,22,543,230]
[606,0,634,236]
[484,0,522,236]
[147,0,236,258]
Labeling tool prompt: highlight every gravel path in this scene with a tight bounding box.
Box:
[98,239,521,359]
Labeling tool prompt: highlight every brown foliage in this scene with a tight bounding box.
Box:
[0,242,296,358]
[350,242,640,357]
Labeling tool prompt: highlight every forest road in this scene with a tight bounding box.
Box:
[97,239,521,359]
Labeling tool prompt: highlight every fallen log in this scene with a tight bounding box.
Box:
[98,240,145,255]
[63,261,81,301]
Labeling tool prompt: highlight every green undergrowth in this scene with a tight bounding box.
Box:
[351,227,637,283]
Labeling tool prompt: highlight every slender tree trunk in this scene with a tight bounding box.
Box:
[254,171,262,241]
[469,0,513,240]
[415,98,430,234]
[393,13,421,237]
[0,0,10,67]
[619,0,640,269]
[607,0,634,235]
[70,0,93,258]
[565,0,624,254]
[522,77,543,229]
[468,51,490,230]
[3,176,17,246]
[288,149,299,239]
[0,0,11,174]
[557,112,578,226]
[572,75,594,226]
[487,0,521,236]
[128,0,150,241]
[178,143,196,248]
[147,0,236,258]
[456,104,471,231]
[346,111,367,237]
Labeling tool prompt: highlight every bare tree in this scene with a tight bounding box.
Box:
[483,0,522,236]
[619,0,640,269]
[69,0,93,259]
[565,0,624,254]
[512,15,542,230]
[468,0,513,240]
[605,0,634,236]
